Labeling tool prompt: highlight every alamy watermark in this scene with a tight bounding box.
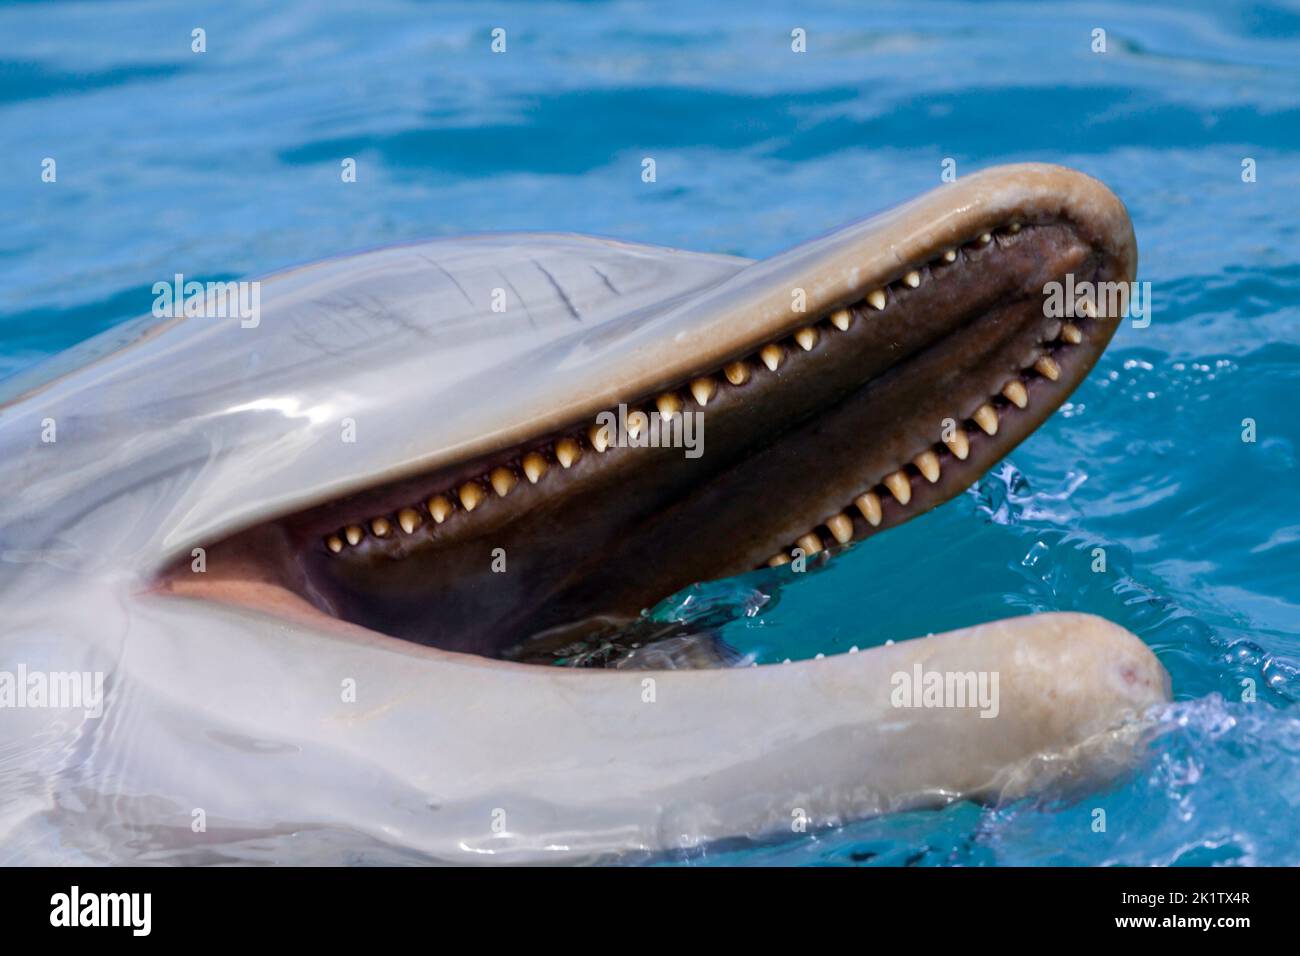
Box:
[50,886,150,936]
[0,665,104,718]
[593,403,704,459]
[1044,273,1152,329]
[152,273,261,328]
[890,664,1000,718]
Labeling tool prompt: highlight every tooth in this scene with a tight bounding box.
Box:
[914,450,940,483]
[655,392,682,418]
[794,326,817,351]
[1002,380,1028,408]
[625,410,646,439]
[555,438,581,468]
[796,533,823,555]
[867,289,887,310]
[325,535,344,553]
[854,492,883,526]
[1035,355,1061,381]
[829,308,852,331]
[767,553,791,567]
[826,513,854,544]
[1061,322,1083,344]
[724,361,750,386]
[344,525,364,546]
[397,508,421,534]
[427,495,452,523]
[979,232,992,244]
[903,270,921,288]
[522,452,548,483]
[883,470,911,505]
[458,482,484,512]
[1008,222,1021,233]
[760,343,784,371]
[490,467,517,497]
[973,403,999,436]
[1077,297,1097,318]
[689,377,717,406]
[587,422,610,452]
[943,428,970,460]
[943,249,957,263]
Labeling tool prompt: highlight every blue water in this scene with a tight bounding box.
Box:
[3,1,1299,865]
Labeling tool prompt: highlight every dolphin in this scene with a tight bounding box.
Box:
[0,163,1169,863]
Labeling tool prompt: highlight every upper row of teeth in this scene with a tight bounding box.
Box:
[763,319,1086,566]
[323,223,1054,554]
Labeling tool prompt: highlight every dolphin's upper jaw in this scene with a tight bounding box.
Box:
[164,165,1137,661]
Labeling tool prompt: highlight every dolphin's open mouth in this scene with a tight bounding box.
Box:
[2,160,1173,862]
[162,165,1136,665]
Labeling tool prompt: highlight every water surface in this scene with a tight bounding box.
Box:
[2,0,1298,865]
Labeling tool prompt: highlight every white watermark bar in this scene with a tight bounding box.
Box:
[152,273,261,328]
[49,886,151,936]
[593,403,704,459]
[0,665,104,718]
[1043,273,1153,329]
[890,663,1000,718]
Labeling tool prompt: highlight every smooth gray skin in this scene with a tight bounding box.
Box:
[0,165,1170,863]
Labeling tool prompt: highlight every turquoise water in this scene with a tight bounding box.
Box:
[3,1,1298,864]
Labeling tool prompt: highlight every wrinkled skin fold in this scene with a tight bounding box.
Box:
[0,164,1171,863]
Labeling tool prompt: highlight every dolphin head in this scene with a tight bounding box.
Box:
[1,164,1169,862]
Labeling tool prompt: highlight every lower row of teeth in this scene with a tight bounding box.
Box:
[323,223,1079,555]
[763,319,1085,567]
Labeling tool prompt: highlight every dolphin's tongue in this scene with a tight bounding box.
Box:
[504,616,743,669]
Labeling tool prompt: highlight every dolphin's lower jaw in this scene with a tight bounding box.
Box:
[144,164,1171,859]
